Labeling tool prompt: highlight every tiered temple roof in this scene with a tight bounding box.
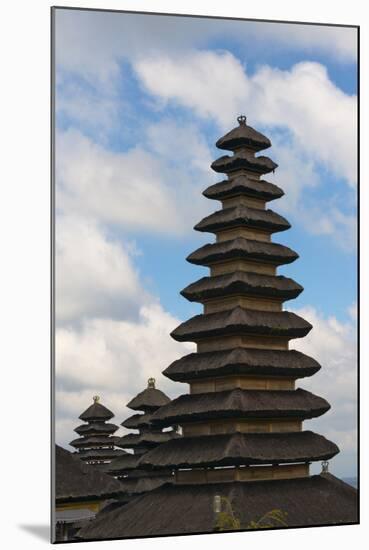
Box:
[107,378,178,497]
[70,396,125,466]
[79,116,357,539]
[54,445,125,541]
[55,445,124,504]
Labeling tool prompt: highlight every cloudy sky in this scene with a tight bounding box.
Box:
[54,9,357,477]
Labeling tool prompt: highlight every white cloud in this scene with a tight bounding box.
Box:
[55,304,194,449]
[56,129,178,232]
[55,215,148,325]
[252,62,357,186]
[56,74,122,141]
[56,127,213,235]
[135,53,356,187]
[134,51,357,251]
[145,118,212,177]
[295,205,357,252]
[137,51,250,128]
[55,10,357,89]
[290,306,357,466]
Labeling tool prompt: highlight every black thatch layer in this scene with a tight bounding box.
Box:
[79,401,114,422]
[203,176,283,202]
[212,151,278,175]
[195,205,290,234]
[187,237,298,266]
[55,445,124,503]
[164,348,321,381]
[70,435,121,448]
[171,306,312,342]
[74,422,119,436]
[139,431,338,470]
[216,120,271,152]
[106,454,141,474]
[77,448,126,461]
[181,271,302,302]
[127,387,171,411]
[150,388,330,426]
[117,475,174,496]
[121,413,152,429]
[77,474,357,539]
[117,431,178,449]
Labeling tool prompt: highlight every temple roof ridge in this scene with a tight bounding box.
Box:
[215,115,272,153]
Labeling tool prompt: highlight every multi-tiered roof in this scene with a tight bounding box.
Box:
[78,117,357,539]
[107,378,178,497]
[140,116,337,480]
[70,396,125,466]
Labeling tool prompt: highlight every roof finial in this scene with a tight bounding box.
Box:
[321,460,329,473]
[93,395,100,403]
[148,377,156,389]
[237,115,247,126]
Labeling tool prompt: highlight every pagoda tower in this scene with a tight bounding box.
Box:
[107,378,178,497]
[142,115,338,483]
[78,118,357,539]
[70,396,125,466]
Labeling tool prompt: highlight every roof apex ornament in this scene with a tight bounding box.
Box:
[321,460,329,473]
[148,377,156,389]
[93,395,100,403]
[237,114,247,126]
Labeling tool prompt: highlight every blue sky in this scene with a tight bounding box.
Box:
[54,9,357,477]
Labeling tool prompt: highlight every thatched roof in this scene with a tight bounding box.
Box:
[70,435,121,448]
[117,474,174,496]
[171,306,312,342]
[127,386,171,411]
[77,474,357,539]
[203,175,284,202]
[79,400,114,422]
[216,119,271,152]
[211,151,278,175]
[187,237,298,267]
[164,348,321,382]
[77,448,126,461]
[106,453,141,474]
[74,422,119,436]
[55,445,124,504]
[150,388,329,427]
[195,205,290,234]
[117,431,179,449]
[139,431,338,470]
[121,413,152,429]
[181,271,302,302]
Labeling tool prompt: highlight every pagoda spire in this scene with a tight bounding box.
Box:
[138,116,338,482]
[70,396,125,466]
[107,378,178,498]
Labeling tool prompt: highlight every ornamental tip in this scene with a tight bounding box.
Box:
[148,377,156,389]
[237,114,247,126]
[93,395,100,403]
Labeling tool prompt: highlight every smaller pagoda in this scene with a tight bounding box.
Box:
[107,378,178,497]
[70,396,125,466]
